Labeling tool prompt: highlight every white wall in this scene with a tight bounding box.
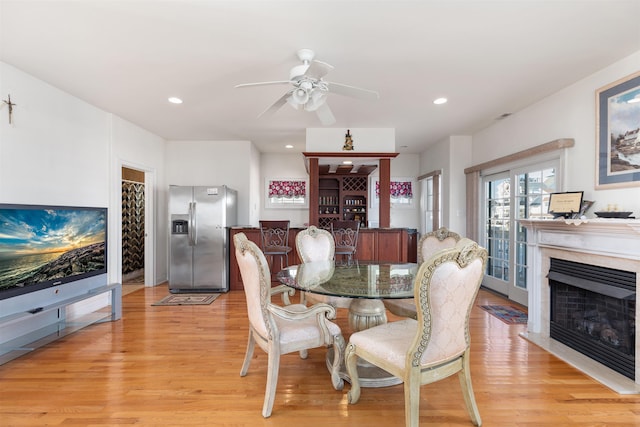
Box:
[259,152,309,227]
[165,140,255,226]
[368,153,420,229]
[0,61,168,316]
[111,115,167,285]
[471,50,640,216]
[306,128,395,152]
[418,135,472,235]
[0,62,110,206]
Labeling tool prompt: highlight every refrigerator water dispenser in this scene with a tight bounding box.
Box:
[172,219,188,234]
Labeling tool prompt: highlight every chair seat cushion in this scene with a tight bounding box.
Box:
[274,303,341,347]
[348,318,465,370]
[349,319,417,370]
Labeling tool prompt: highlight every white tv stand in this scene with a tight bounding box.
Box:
[0,279,121,365]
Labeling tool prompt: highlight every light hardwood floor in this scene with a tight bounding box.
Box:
[1,285,639,426]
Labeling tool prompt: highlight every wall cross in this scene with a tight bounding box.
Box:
[3,94,16,124]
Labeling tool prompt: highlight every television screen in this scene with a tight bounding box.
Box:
[547,192,584,218]
[0,204,107,300]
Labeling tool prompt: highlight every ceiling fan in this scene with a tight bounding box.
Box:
[235,49,379,125]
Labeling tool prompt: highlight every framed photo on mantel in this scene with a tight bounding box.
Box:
[595,71,640,189]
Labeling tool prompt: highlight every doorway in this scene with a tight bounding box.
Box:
[122,167,145,287]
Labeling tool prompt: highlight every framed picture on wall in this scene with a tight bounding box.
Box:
[264,178,309,209]
[595,71,640,189]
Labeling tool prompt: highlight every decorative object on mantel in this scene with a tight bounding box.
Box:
[594,211,634,218]
[2,94,16,124]
[595,70,640,189]
[343,129,354,151]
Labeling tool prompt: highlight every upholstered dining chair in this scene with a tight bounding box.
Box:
[383,227,461,319]
[259,220,293,272]
[295,226,351,308]
[330,220,360,264]
[345,240,487,427]
[233,232,345,418]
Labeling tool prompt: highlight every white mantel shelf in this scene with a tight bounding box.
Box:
[519,218,640,394]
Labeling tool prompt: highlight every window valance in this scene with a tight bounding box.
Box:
[376,181,413,198]
[268,180,307,198]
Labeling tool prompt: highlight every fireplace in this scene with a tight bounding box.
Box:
[548,258,636,380]
[519,218,640,393]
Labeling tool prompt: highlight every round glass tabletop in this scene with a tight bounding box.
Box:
[276,261,418,299]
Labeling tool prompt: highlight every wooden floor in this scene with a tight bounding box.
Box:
[2,284,640,426]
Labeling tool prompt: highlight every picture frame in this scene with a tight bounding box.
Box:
[264,178,309,209]
[595,71,640,189]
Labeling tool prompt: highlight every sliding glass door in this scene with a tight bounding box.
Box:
[482,162,558,305]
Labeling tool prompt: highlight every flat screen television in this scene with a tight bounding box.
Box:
[0,204,107,301]
[547,191,584,219]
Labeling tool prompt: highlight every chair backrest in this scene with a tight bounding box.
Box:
[412,240,487,367]
[233,232,273,340]
[330,221,360,251]
[417,227,461,263]
[259,220,290,252]
[296,225,335,263]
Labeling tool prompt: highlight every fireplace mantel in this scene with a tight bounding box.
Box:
[519,218,640,393]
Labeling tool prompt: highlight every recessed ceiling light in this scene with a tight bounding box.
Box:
[343,160,353,165]
[168,97,183,104]
[433,97,447,105]
[285,144,293,149]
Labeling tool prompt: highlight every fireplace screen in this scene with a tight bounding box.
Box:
[549,258,636,380]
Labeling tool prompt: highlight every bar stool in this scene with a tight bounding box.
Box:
[259,220,292,274]
[330,220,360,265]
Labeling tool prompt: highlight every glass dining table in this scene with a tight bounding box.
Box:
[276,260,419,387]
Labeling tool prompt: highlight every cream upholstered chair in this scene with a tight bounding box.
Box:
[345,240,487,427]
[384,227,461,318]
[233,232,345,418]
[296,226,351,308]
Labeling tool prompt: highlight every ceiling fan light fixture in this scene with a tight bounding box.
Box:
[291,87,309,104]
[305,90,326,111]
[286,95,300,109]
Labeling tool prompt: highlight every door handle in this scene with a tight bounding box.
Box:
[192,202,198,245]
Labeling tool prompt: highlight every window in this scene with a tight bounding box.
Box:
[371,177,415,207]
[419,171,441,233]
[265,178,308,209]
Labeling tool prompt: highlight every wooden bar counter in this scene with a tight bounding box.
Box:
[228,227,418,291]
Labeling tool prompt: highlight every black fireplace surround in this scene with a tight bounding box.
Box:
[549,258,636,380]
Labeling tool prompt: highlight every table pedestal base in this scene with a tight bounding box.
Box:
[328,299,402,388]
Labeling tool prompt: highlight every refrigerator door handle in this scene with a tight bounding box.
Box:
[191,201,198,245]
[188,202,194,246]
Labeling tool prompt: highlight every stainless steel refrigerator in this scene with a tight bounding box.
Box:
[169,185,237,293]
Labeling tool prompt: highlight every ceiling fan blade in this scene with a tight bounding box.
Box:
[305,60,334,80]
[316,102,336,126]
[235,80,291,89]
[258,91,292,118]
[327,82,379,101]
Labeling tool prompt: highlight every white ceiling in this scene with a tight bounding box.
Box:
[1,1,639,154]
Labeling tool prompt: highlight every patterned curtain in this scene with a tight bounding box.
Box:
[122,181,145,274]
[375,181,413,198]
[268,180,306,198]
